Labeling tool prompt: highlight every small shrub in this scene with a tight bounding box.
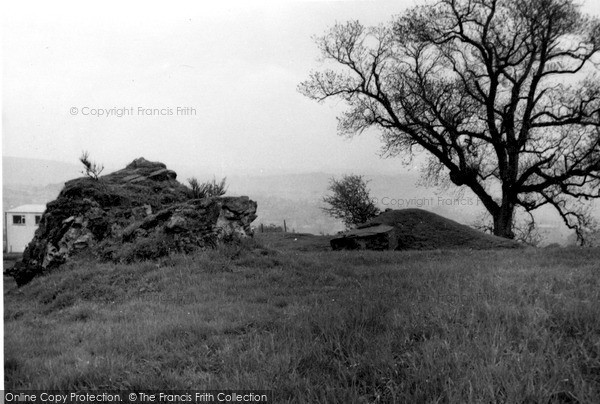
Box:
[187,177,227,199]
[323,174,379,228]
[79,151,104,180]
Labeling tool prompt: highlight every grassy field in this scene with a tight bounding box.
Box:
[4,234,600,403]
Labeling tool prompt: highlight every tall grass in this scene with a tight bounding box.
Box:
[4,242,600,403]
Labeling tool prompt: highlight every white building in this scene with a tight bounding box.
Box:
[5,204,46,253]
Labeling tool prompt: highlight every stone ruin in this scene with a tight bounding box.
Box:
[330,224,398,251]
[7,158,257,286]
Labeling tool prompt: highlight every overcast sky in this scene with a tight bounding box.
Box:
[4,0,600,177]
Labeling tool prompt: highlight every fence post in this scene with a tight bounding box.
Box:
[284,220,287,233]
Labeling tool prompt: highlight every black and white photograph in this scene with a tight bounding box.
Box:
[3,0,600,401]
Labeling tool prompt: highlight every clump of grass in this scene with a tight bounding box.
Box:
[112,232,173,263]
[187,177,228,199]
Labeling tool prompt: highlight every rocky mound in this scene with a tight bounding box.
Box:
[331,208,522,251]
[8,158,257,286]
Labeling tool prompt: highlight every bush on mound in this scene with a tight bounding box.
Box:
[331,208,523,251]
[7,157,257,286]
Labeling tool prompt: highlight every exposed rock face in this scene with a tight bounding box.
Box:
[8,158,257,286]
[330,224,397,251]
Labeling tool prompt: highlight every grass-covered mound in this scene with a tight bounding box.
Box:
[5,238,600,402]
[365,208,522,250]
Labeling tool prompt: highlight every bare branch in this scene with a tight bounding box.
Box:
[300,0,600,239]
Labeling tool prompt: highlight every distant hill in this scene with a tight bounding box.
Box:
[3,183,63,212]
[2,156,593,241]
[227,172,421,202]
[225,172,423,234]
[3,156,82,187]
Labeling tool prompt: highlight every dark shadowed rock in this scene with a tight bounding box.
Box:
[126,157,166,170]
[330,224,397,251]
[7,158,257,286]
[148,168,177,181]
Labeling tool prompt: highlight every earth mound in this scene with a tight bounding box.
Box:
[331,208,523,251]
[8,157,257,286]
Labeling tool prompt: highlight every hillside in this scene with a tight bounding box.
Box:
[2,157,420,236]
[3,156,82,186]
[3,156,596,242]
[3,183,63,212]
[4,237,600,401]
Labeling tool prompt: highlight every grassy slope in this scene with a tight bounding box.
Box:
[367,209,522,250]
[257,232,331,252]
[4,235,600,403]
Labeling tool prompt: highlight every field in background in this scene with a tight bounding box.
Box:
[4,235,600,403]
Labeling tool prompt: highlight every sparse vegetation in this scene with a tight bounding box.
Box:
[323,174,380,229]
[567,226,600,247]
[258,223,285,233]
[79,151,104,181]
[5,237,600,402]
[187,177,228,199]
[473,209,543,247]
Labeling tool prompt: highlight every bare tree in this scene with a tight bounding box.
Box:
[79,151,104,180]
[323,174,380,228]
[300,0,600,243]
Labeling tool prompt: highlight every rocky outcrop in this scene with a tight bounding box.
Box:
[330,224,398,251]
[8,158,257,286]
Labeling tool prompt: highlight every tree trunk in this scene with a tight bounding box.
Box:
[493,202,515,239]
